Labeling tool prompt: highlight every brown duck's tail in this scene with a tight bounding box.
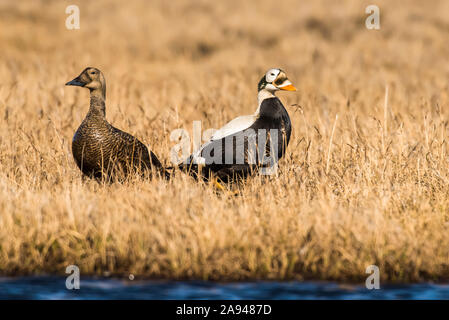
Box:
[147,150,171,180]
[178,162,203,180]
[161,166,175,180]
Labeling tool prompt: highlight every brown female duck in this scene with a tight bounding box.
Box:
[66,67,166,180]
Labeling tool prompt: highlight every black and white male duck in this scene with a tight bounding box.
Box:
[179,68,296,183]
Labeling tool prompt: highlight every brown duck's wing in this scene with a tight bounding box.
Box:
[108,125,163,169]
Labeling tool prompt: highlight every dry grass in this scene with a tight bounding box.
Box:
[1,0,449,283]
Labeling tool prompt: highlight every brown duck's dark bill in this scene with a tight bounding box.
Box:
[65,78,85,86]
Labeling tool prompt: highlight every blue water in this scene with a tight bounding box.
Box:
[0,277,448,299]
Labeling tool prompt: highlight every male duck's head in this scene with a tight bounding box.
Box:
[258,68,296,93]
[66,67,106,98]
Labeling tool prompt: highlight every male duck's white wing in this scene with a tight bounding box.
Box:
[210,114,257,140]
[189,114,257,165]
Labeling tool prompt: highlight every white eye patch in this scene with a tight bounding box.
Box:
[265,68,280,83]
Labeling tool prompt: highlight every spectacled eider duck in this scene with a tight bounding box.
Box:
[66,67,167,180]
[179,68,296,182]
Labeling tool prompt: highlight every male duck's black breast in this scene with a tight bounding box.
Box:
[251,97,292,159]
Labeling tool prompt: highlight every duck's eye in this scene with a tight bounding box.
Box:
[274,78,284,85]
[270,73,275,76]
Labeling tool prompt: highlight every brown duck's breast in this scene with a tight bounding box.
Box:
[72,118,154,177]
[73,121,112,172]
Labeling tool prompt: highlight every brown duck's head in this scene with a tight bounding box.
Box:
[66,67,106,98]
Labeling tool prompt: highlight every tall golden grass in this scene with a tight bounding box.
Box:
[1,0,449,282]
